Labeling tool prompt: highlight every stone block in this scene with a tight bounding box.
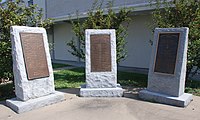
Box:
[6,91,65,114]
[139,28,192,107]
[80,84,124,97]
[139,90,192,107]
[81,29,123,97]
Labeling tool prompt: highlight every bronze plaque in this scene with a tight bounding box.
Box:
[20,33,49,80]
[90,34,111,72]
[154,33,180,74]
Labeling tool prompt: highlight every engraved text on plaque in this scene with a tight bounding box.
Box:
[91,34,111,72]
[20,33,49,80]
[154,33,180,74]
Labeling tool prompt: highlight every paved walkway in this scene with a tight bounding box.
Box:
[0,88,199,120]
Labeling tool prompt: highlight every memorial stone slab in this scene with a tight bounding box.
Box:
[6,26,65,113]
[80,29,124,97]
[139,28,192,107]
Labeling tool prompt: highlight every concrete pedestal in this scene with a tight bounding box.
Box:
[6,91,65,114]
[80,84,124,97]
[139,90,193,107]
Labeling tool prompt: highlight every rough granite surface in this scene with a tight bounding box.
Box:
[10,26,55,101]
[139,90,193,107]
[139,28,192,107]
[85,29,117,88]
[81,29,123,97]
[6,91,65,114]
[147,28,189,97]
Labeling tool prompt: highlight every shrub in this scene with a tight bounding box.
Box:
[0,0,52,80]
[67,0,132,63]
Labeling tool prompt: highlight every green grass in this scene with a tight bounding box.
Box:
[54,68,200,96]
[1,68,200,101]
[54,68,148,89]
[54,68,85,89]
[52,63,71,69]
[118,71,147,87]
[0,83,15,101]
[185,80,200,96]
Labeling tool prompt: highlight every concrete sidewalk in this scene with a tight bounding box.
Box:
[0,88,199,120]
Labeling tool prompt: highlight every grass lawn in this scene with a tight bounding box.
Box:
[54,68,200,96]
[185,80,200,96]
[54,68,85,89]
[0,83,15,101]
[1,67,200,101]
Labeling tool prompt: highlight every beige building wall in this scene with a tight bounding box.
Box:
[119,14,153,68]
[23,0,153,68]
[53,22,78,61]
[52,14,153,68]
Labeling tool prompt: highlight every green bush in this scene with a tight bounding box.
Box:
[150,0,200,79]
[0,0,52,80]
[67,0,132,63]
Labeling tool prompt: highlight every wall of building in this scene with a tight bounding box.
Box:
[28,0,153,68]
[46,0,150,19]
[119,14,153,68]
[33,0,46,19]
[53,22,78,61]
[51,14,153,69]
[22,0,46,19]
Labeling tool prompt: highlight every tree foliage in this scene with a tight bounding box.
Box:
[150,0,200,79]
[67,0,132,63]
[0,0,52,80]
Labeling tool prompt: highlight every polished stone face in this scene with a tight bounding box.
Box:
[154,33,180,75]
[90,34,111,72]
[20,33,49,80]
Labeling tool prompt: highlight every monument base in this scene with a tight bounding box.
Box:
[139,90,193,107]
[80,84,124,97]
[6,91,65,114]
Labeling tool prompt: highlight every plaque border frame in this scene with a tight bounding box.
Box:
[85,29,117,88]
[153,32,181,75]
[19,32,50,80]
[90,34,112,72]
[85,29,117,74]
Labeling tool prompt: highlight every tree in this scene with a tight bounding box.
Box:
[67,0,132,63]
[150,0,200,79]
[0,0,52,80]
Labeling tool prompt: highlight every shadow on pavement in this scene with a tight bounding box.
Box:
[0,100,6,106]
[57,87,145,101]
[57,88,80,96]
[123,87,145,100]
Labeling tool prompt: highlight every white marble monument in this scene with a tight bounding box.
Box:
[80,29,124,97]
[139,28,192,107]
[6,26,65,113]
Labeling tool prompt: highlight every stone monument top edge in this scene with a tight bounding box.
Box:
[154,27,189,32]
[85,29,116,34]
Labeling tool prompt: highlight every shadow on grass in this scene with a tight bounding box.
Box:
[118,71,148,87]
[0,83,15,101]
[185,80,200,96]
